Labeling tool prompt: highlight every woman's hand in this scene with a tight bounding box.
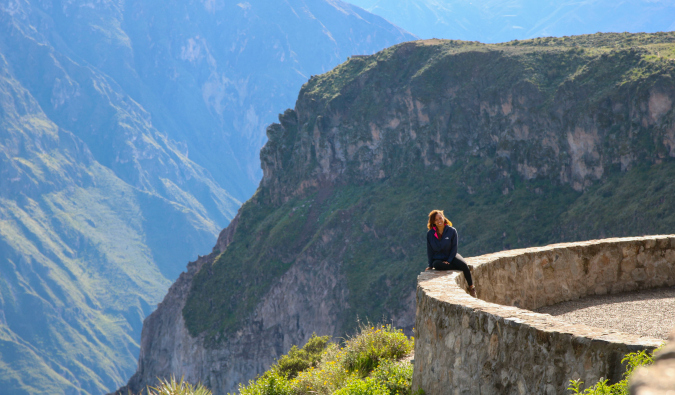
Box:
[425,267,431,271]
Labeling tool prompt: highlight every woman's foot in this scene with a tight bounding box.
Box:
[468,285,477,298]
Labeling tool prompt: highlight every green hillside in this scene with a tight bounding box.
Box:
[183,32,675,342]
[0,61,160,393]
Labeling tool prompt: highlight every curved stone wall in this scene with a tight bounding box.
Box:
[412,236,675,395]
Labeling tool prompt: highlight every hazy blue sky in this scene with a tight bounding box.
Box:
[346,0,675,42]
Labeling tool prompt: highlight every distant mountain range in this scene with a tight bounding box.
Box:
[347,0,675,42]
[0,0,413,393]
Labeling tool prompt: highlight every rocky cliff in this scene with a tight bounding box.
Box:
[119,32,675,394]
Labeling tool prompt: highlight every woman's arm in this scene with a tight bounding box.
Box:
[427,231,438,269]
[426,233,434,269]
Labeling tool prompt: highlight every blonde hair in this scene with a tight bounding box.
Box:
[427,210,452,230]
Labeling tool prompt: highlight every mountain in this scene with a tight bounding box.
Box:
[0,17,237,395]
[346,0,675,42]
[28,0,415,201]
[118,32,675,394]
[0,0,413,393]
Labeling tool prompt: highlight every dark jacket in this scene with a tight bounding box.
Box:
[427,226,458,268]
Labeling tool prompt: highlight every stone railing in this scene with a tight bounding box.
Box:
[412,236,675,395]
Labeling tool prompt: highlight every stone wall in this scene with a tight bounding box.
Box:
[413,236,675,395]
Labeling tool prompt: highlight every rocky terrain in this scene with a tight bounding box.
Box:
[118,32,675,394]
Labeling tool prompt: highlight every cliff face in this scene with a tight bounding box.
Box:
[119,219,355,394]
[120,33,675,394]
[262,37,675,197]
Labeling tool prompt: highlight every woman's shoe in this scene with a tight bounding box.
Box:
[468,285,477,298]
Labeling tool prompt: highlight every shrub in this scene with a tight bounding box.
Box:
[342,324,413,377]
[291,344,354,395]
[233,323,417,395]
[275,334,330,379]
[371,360,414,395]
[147,376,212,395]
[237,371,292,395]
[332,377,389,395]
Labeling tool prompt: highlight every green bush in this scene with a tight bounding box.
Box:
[371,360,414,395]
[291,345,352,395]
[342,324,414,377]
[275,334,330,379]
[147,376,212,395]
[238,371,293,395]
[568,347,662,395]
[232,323,419,395]
[332,377,389,395]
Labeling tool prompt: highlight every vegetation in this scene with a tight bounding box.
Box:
[147,377,212,395]
[567,347,663,394]
[234,324,419,395]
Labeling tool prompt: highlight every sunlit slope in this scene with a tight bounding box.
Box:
[0,51,220,394]
[8,0,415,200]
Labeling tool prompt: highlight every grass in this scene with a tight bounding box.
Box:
[146,376,212,395]
[234,323,418,395]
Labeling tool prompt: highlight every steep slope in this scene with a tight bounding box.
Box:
[347,0,675,42]
[0,11,241,393]
[0,1,414,393]
[0,4,240,280]
[0,54,171,394]
[121,32,675,394]
[11,0,416,200]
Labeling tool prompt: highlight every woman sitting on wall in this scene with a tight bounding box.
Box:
[425,210,476,297]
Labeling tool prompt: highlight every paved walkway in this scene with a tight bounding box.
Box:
[535,286,675,340]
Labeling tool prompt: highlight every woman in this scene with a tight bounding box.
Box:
[426,210,477,297]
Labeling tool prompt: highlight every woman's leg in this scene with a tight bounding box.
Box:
[447,254,473,286]
[432,260,452,270]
